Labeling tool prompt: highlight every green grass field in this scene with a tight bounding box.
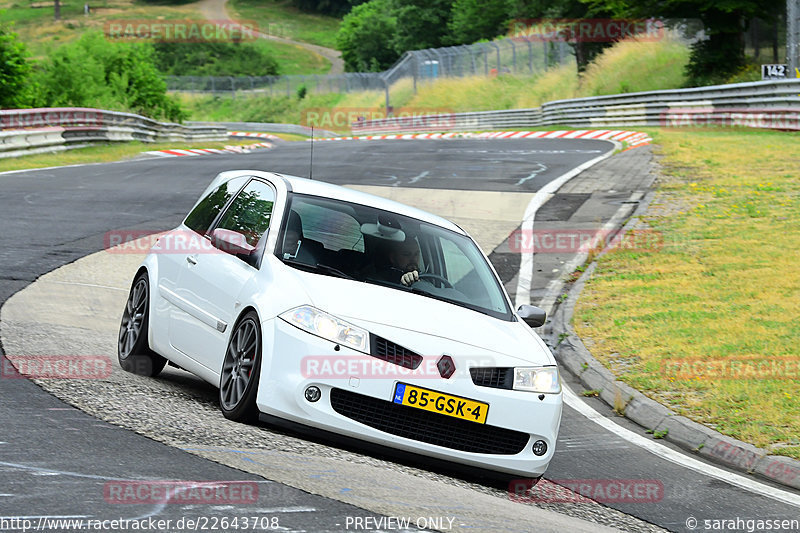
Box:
[1,0,331,73]
[574,128,800,458]
[229,0,340,49]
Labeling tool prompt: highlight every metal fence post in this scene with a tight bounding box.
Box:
[510,40,516,72]
[163,37,578,94]
[789,0,799,74]
[527,39,533,73]
[413,53,418,93]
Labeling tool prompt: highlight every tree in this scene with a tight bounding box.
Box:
[0,26,32,109]
[449,0,512,44]
[580,0,785,85]
[336,0,399,71]
[289,0,366,15]
[153,42,279,77]
[33,32,184,121]
[390,0,454,52]
[513,0,615,72]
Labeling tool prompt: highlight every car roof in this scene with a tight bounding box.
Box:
[231,170,466,235]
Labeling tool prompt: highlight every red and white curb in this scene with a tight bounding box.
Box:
[228,131,281,140]
[144,142,274,158]
[310,130,652,151]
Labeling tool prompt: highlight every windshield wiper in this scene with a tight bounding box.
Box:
[314,263,355,280]
[410,286,459,305]
[282,259,355,280]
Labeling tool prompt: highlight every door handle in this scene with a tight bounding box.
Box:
[186,255,198,265]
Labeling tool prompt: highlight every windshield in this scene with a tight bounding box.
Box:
[275,193,513,321]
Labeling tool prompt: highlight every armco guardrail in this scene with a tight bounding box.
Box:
[352,79,800,134]
[187,121,337,138]
[0,107,227,159]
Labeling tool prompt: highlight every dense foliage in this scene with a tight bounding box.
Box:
[335,0,786,84]
[30,32,184,120]
[336,0,399,71]
[581,0,785,85]
[153,42,279,77]
[0,26,32,108]
[0,30,282,119]
[290,0,366,16]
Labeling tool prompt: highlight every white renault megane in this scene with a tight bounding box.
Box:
[118,170,562,477]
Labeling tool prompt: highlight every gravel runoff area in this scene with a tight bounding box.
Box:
[1,228,666,532]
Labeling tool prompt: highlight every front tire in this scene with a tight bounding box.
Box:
[219,311,262,422]
[118,272,167,377]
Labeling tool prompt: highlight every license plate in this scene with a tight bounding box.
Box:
[392,383,488,424]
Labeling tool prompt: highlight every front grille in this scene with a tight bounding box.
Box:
[371,336,422,369]
[470,367,514,390]
[330,388,529,455]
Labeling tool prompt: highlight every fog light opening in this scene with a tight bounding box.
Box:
[532,440,547,456]
[304,386,321,403]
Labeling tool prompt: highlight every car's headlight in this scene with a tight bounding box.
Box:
[513,366,561,393]
[279,305,369,353]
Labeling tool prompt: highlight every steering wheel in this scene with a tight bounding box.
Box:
[417,273,453,289]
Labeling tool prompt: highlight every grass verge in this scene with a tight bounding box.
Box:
[229,0,340,49]
[3,0,329,73]
[0,140,237,172]
[573,127,800,458]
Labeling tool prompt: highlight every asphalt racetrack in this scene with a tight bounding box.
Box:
[1,139,798,532]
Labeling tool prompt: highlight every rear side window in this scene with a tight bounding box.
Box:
[292,200,364,252]
[184,176,249,235]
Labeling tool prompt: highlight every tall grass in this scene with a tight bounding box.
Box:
[181,36,691,124]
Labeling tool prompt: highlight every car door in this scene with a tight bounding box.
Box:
[168,178,276,374]
[156,176,250,345]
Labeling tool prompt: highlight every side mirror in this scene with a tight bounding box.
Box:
[517,305,547,328]
[210,228,255,256]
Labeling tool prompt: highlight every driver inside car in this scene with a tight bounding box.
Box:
[389,237,421,286]
[360,235,422,287]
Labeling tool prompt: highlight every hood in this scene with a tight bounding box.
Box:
[289,269,554,367]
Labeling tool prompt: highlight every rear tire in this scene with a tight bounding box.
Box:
[118,272,167,377]
[219,311,262,422]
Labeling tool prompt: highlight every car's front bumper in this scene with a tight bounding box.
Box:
[255,318,563,477]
